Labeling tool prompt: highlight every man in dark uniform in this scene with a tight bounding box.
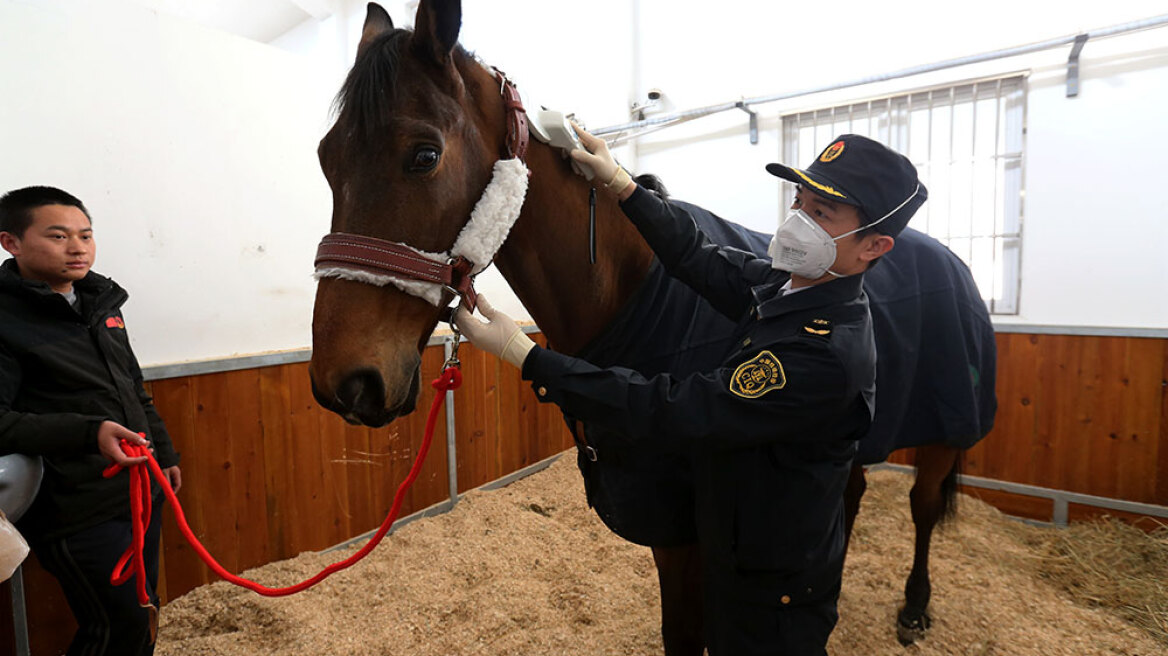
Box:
[0,186,182,655]
[457,133,926,654]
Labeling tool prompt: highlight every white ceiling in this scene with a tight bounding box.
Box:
[128,0,325,43]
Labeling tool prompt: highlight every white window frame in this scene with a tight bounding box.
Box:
[780,74,1027,314]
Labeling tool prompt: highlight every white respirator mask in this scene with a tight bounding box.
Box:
[768,184,921,279]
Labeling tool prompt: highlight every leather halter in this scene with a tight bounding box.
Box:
[315,233,478,306]
[314,69,529,313]
[497,70,529,160]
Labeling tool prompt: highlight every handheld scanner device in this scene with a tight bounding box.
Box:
[528,108,595,180]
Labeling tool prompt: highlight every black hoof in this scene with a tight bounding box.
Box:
[896,608,931,645]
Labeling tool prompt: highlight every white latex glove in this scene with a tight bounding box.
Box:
[569,122,633,196]
[454,295,536,368]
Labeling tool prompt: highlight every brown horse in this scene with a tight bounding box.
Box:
[309,1,995,652]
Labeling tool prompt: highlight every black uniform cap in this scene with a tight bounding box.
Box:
[765,134,927,237]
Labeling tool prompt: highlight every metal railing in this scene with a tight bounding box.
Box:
[593,15,1168,143]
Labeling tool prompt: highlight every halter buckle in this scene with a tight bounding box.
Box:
[445,322,463,369]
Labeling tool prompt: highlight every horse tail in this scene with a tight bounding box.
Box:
[938,449,964,525]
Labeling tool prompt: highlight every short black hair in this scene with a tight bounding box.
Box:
[0,186,91,238]
[856,207,880,236]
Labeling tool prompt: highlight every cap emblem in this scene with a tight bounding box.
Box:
[820,140,845,163]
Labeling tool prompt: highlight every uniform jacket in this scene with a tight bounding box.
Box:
[0,258,179,542]
[523,187,876,587]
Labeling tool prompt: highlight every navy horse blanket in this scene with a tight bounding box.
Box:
[570,198,997,546]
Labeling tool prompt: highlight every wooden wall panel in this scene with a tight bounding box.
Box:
[1159,347,1168,506]
[962,333,1036,482]
[16,552,75,656]
[189,371,241,576]
[1112,338,1163,502]
[339,420,375,541]
[958,486,1055,522]
[223,369,270,573]
[257,364,296,563]
[1066,502,1168,530]
[451,338,574,494]
[968,334,1167,506]
[453,343,500,493]
[403,346,453,515]
[150,375,211,596]
[1035,335,1078,494]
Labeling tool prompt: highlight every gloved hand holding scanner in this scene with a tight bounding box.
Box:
[568,122,634,199]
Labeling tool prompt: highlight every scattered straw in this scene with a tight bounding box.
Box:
[156,461,1168,656]
[1013,516,1168,647]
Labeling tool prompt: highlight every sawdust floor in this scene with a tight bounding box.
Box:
[156,457,1166,656]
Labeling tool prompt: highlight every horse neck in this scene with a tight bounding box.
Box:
[492,141,654,355]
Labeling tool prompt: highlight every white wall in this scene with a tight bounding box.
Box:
[1021,31,1168,327]
[1,0,336,365]
[3,1,1165,370]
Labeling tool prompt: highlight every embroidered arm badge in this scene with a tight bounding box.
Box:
[729,350,786,399]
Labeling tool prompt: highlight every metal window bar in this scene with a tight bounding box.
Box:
[925,89,935,235]
[969,82,978,271]
[991,78,1003,313]
[946,86,956,247]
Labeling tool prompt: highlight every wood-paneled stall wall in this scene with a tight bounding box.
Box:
[7,330,1168,655]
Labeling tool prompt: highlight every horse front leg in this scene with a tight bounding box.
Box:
[651,544,705,656]
[897,444,962,645]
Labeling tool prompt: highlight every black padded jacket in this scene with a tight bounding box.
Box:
[0,258,179,542]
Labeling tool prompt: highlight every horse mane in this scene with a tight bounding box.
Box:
[332,31,410,135]
[332,30,474,137]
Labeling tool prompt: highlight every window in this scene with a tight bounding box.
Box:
[781,75,1026,314]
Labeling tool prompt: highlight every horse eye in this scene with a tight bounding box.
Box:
[410,146,441,172]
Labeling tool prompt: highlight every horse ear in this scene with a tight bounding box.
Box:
[356,3,395,61]
[411,0,462,65]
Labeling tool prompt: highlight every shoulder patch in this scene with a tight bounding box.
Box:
[802,318,831,337]
[729,350,786,399]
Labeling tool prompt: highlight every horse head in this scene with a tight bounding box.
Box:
[310,0,511,426]
[311,0,652,427]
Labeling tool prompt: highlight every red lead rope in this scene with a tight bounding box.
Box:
[103,365,463,602]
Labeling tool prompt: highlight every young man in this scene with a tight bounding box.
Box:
[457,133,926,654]
[0,186,181,655]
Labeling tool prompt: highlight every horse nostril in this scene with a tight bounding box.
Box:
[311,375,338,411]
[334,368,386,419]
